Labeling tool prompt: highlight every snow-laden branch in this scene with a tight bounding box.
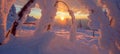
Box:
[10,0,36,36]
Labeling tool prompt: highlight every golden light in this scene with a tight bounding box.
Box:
[54,10,89,25]
[55,11,70,19]
[55,11,69,25]
[56,1,68,12]
[74,11,89,19]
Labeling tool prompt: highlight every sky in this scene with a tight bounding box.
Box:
[14,0,89,19]
[14,0,41,19]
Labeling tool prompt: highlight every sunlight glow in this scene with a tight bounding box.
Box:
[61,17,65,21]
[55,11,89,20]
[55,11,71,19]
[54,11,89,25]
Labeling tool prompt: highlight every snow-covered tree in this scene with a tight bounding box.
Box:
[7,5,17,30]
[88,8,100,37]
[78,0,120,54]
[0,0,15,43]
[98,0,120,33]
[98,0,120,54]
[88,9,100,30]
[34,0,57,35]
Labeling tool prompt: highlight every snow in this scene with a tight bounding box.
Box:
[0,29,109,54]
[68,10,77,41]
[0,0,120,54]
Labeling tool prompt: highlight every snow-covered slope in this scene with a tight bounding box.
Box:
[0,29,108,54]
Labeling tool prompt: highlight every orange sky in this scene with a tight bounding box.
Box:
[15,0,89,20]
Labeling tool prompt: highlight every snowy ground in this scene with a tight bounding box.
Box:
[0,28,109,54]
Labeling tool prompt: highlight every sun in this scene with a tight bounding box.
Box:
[60,16,65,21]
[59,16,66,25]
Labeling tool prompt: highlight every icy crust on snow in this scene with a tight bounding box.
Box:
[0,30,108,54]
